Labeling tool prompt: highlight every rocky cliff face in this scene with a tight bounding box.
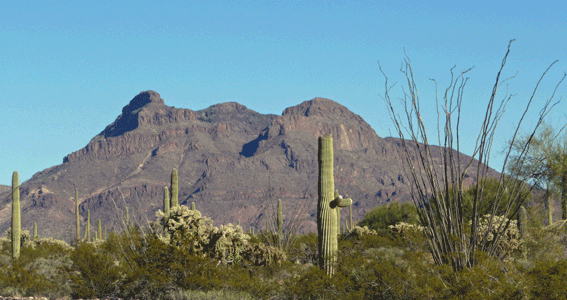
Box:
[0,91,497,241]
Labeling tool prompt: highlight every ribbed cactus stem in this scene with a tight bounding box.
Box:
[75,188,80,241]
[104,225,107,240]
[95,231,98,241]
[11,171,21,259]
[98,219,102,241]
[336,205,341,235]
[33,223,38,241]
[317,135,352,276]
[277,199,283,247]
[171,169,179,208]
[191,201,196,211]
[87,209,91,242]
[163,186,170,239]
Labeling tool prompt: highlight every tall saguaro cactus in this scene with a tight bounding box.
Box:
[98,219,102,241]
[75,188,80,241]
[317,135,352,276]
[87,209,91,242]
[171,169,179,208]
[12,171,21,259]
[277,199,283,247]
[164,186,170,239]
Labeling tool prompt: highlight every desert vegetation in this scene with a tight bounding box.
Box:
[2,41,567,299]
[2,182,567,299]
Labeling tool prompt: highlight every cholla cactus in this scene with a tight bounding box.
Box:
[350,225,378,237]
[472,214,521,259]
[156,205,282,265]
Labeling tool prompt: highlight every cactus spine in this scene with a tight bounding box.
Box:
[87,209,91,242]
[11,171,21,259]
[277,199,283,247]
[75,188,80,241]
[317,135,352,276]
[171,169,179,208]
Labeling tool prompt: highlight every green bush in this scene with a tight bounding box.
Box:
[358,202,420,232]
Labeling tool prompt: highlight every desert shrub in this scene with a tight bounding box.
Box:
[358,201,420,232]
[0,237,73,298]
[528,259,567,299]
[69,241,122,299]
[461,177,532,223]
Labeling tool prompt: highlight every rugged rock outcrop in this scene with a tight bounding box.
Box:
[0,91,497,241]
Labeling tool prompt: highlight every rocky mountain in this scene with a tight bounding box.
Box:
[0,91,497,241]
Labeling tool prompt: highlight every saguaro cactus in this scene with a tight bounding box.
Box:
[518,205,528,239]
[87,209,91,242]
[171,169,179,208]
[191,202,196,211]
[163,186,171,238]
[75,188,80,241]
[317,135,352,276]
[98,219,102,241]
[11,171,21,259]
[33,223,38,241]
[277,199,283,247]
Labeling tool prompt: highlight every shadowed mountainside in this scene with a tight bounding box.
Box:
[0,91,498,241]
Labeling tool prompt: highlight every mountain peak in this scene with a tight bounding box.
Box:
[122,90,165,115]
[282,97,354,118]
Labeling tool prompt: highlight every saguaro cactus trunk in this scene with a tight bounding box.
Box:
[87,210,91,242]
[277,199,283,247]
[171,169,179,208]
[12,171,21,259]
[317,135,352,276]
[75,188,80,241]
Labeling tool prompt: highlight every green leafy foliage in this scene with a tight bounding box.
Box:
[358,201,420,232]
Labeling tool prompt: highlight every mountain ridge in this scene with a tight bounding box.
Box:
[0,90,498,241]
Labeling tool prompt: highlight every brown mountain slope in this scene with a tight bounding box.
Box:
[0,91,497,241]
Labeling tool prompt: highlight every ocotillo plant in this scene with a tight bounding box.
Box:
[75,188,80,241]
[171,168,179,208]
[317,134,352,276]
[277,199,283,247]
[11,171,21,259]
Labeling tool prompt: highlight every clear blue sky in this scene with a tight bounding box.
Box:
[1,1,566,186]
